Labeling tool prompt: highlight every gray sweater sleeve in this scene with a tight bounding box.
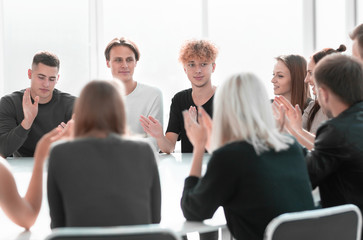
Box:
[0,95,29,157]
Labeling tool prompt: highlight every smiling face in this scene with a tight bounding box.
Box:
[271,60,292,100]
[184,59,216,88]
[305,58,317,95]
[28,63,59,104]
[107,45,137,83]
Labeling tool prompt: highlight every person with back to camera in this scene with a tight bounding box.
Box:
[140,39,218,153]
[0,51,75,157]
[271,54,311,113]
[47,80,161,228]
[181,72,315,240]
[273,45,346,150]
[104,37,163,151]
[304,54,363,236]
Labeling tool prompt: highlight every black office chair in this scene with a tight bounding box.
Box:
[44,224,181,240]
[264,204,362,240]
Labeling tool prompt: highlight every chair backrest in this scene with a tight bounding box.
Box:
[44,224,181,240]
[264,204,362,240]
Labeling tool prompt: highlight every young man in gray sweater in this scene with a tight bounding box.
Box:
[0,51,75,157]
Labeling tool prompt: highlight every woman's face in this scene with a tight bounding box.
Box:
[271,60,292,100]
[305,59,316,95]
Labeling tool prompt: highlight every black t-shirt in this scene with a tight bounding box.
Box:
[166,88,213,153]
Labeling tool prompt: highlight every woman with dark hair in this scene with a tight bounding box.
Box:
[272,54,311,112]
[47,80,161,228]
[274,45,346,149]
[303,44,346,133]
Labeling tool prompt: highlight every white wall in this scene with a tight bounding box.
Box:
[0,0,361,129]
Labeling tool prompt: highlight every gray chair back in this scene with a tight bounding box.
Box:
[264,204,362,240]
[45,224,181,240]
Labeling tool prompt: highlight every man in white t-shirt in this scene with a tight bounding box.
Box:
[104,37,163,150]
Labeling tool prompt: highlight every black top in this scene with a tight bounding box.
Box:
[47,134,161,228]
[166,88,213,153]
[181,140,315,240]
[0,89,75,157]
[306,101,363,213]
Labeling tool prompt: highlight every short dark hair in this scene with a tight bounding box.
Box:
[104,37,140,61]
[314,54,363,106]
[32,51,60,70]
[350,24,363,59]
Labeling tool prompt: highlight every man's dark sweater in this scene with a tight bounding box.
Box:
[0,89,75,157]
[306,101,363,213]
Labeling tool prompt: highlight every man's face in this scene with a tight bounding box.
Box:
[352,39,363,63]
[183,59,216,88]
[106,45,137,83]
[28,63,59,104]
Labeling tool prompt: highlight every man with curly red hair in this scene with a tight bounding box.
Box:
[140,39,218,153]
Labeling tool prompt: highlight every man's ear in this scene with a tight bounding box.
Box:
[319,86,329,105]
[56,74,60,84]
[28,69,32,79]
[212,63,216,73]
[106,60,110,68]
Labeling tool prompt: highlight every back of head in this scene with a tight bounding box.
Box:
[74,80,126,137]
[32,51,60,70]
[314,54,363,106]
[275,54,308,108]
[211,72,293,154]
[312,44,346,64]
[104,37,140,61]
[178,39,218,64]
[350,23,363,59]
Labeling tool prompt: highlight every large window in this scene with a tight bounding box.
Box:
[0,0,359,123]
[358,0,363,24]
[101,0,202,121]
[209,0,304,98]
[2,0,89,96]
[316,0,347,51]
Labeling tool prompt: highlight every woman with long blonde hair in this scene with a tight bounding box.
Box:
[181,72,315,240]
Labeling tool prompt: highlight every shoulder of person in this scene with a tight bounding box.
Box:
[53,89,76,102]
[137,82,161,93]
[117,135,154,149]
[0,90,24,108]
[1,90,24,100]
[212,141,252,157]
[172,88,192,99]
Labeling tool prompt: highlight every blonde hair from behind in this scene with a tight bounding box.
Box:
[74,79,126,137]
[211,72,293,154]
